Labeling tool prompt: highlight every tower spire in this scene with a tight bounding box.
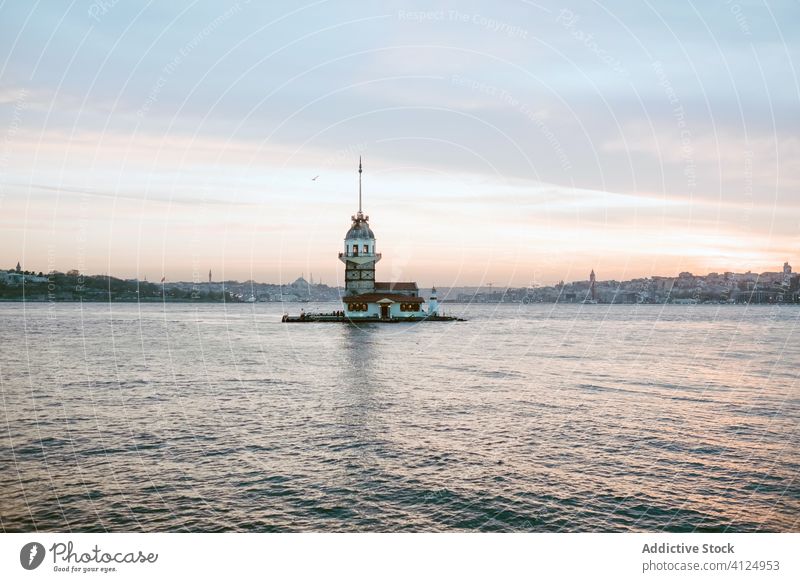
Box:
[358,156,363,215]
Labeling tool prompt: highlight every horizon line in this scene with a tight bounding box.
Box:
[4,262,794,289]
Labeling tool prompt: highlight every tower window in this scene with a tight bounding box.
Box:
[363,244,369,254]
[352,244,358,256]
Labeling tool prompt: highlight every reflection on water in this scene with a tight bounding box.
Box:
[0,303,798,532]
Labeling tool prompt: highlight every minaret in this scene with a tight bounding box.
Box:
[590,269,596,301]
[339,158,381,295]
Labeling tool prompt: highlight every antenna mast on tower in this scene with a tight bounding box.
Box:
[358,156,363,215]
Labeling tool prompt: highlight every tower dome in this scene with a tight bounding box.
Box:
[345,217,374,240]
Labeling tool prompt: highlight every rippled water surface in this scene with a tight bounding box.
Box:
[1,302,798,532]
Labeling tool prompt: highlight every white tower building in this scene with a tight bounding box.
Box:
[428,286,439,316]
[339,158,381,296]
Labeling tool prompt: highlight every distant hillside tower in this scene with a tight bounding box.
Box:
[783,262,792,287]
[590,269,597,301]
[339,158,381,296]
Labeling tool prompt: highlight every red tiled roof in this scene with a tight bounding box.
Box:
[374,281,418,291]
[343,293,425,303]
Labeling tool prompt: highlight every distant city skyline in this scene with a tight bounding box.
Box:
[1,2,798,286]
[4,258,795,289]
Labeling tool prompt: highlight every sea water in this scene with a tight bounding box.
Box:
[1,302,797,532]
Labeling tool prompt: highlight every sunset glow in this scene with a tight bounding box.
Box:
[1,2,797,285]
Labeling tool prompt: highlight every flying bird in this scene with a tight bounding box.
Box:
[311,175,319,181]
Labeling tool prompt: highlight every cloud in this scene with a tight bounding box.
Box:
[1,0,798,283]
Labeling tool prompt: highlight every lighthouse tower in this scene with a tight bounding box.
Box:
[428,286,439,316]
[590,269,597,301]
[339,158,381,296]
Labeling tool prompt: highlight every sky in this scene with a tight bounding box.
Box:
[0,0,798,287]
